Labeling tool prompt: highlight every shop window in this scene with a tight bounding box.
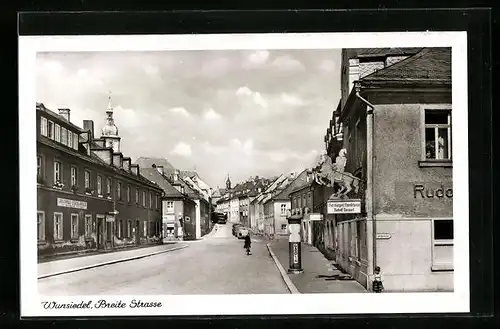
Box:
[61,127,68,146]
[47,120,54,139]
[53,161,62,184]
[70,213,79,239]
[84,214,92,237]
[127,220,132,238]
[55,124,61,142]
[53,213,63,241]
[71,166,77,187]
[37,211,45,241]
[421,108,452,166]
[118,219,123,238]
[40,117,47,136]
[432,219,454,271]
[143,221,148,237]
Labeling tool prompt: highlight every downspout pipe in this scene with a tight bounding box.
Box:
[354,81,377,275]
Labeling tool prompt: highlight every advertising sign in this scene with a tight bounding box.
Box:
[292,243,299,264]
[57,198,87,210]
[327,199,361,214]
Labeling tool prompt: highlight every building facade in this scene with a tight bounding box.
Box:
[37,101,163,259]
[329,47,453,291]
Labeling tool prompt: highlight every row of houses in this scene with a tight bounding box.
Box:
[36,97,213,259]
[287,47,454,292]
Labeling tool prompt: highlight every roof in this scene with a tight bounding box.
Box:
[37,103,85,133]
[135,157,176,173]
[353,47,423,58]
[361,47,451,82]
[140,168,184,198]
[272,170,310,201]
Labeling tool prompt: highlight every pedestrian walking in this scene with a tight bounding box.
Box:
[243,234,252,255]
[372,266,384,293]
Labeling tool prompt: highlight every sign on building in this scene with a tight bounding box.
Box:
[163,215,176,223]
[327,199,361,214]
[57,198,87,210]
[308,214,323,221]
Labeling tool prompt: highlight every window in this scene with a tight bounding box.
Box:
[55,124,61,142]
[144,221,148,237]
[85,170,91,189]
[47,120,54,139]
[71,166,77,187]
[166,201,174,213]
[37,156,42,179]
[118,220,122,238]
[61,127,68,146]
[281,224,287,232]
[155,194,158,209]
[424,109,452,161]
[127,186,131,202]
[149,192,153,208]
[40,117,47,136]
[37,211,45,241]
[107,178,112,197]
[127,220,132,238]
[302,195,306,208]
[97,175,102,195]
[280,204,287,216]
[135,188,139,203]
[68,131,73,149]
[53,213,63,240]
[54,161,62,184]
[70,213,79,239]
[84,214,92,237]
[117,182,122,200]
[432,219,454,271]
[298,196,302,208]
[73,132,79,150]
[142,191,146,207]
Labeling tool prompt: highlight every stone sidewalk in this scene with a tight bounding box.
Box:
[268,239,367,294]
[38,243,186,279]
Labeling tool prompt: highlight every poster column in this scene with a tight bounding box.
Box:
[288,216,303,274]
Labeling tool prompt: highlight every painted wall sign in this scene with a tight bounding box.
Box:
[57,198,87,210]
[327,200,361,214]
[308,214,324,221]
[414,184,453,199]
[376,233,392,240]
[163,215,176,223]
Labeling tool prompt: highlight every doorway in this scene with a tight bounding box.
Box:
[135,220,140,244]
[96,216,105,250]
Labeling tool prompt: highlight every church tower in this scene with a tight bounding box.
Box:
[226,174,231,190]
[101,91,121,153]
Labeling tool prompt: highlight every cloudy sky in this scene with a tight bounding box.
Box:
[36,49,341,188]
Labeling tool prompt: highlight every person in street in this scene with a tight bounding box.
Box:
[372,266,384,293]
[243,234,252,255]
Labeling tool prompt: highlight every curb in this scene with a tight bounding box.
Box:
[266,243,300,294]
[38,244,189,280]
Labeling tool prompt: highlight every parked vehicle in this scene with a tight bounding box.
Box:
[232,223,243,236]
[212,212,227,224]
[236,227,249,239]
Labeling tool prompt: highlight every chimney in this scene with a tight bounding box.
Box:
[83,120,95,140]
[156,165,164,175]
[290,172,296,180]
[58,108,70,122]
[173,169,180,181]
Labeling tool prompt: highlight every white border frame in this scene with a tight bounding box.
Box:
[20,32,469,317]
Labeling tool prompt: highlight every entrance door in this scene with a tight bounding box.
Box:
[135,220,140,244]
[97,216,105,250]
[106,222,112,247]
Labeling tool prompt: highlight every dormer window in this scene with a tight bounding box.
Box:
[61,127,68,146]
[47,120,54,139]
[72,132,79,150]
[55,124,61,142]
[40,117,48,136]
[68,131,73,149]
